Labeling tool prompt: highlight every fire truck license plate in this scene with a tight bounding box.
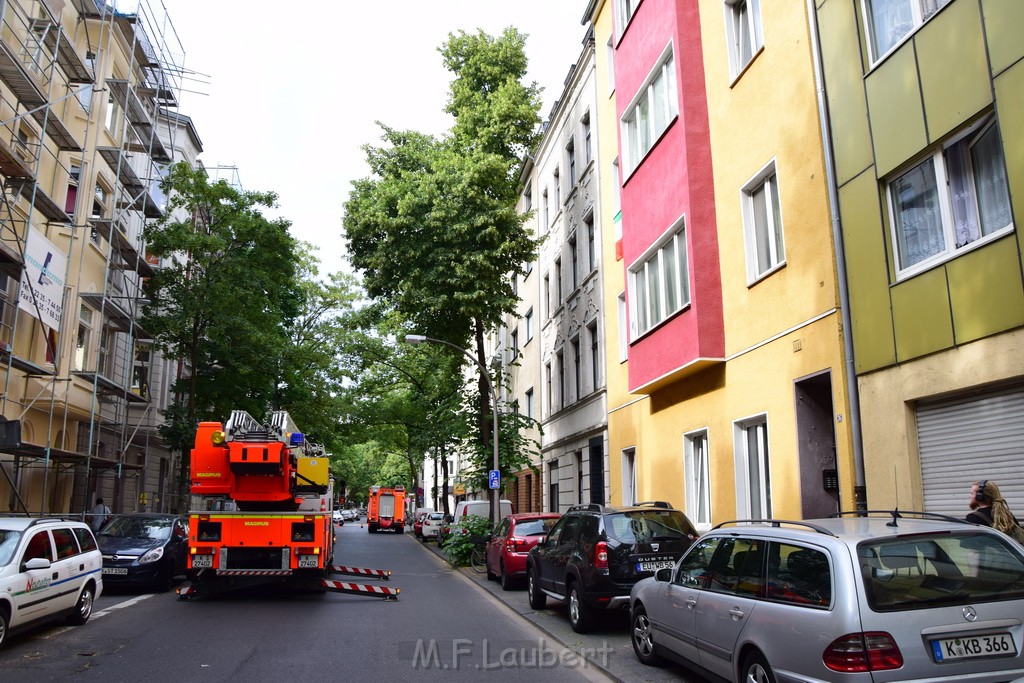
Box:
[192,555,213,568]
[298,556,319,568]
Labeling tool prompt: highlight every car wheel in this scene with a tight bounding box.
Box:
[500,562,514,591]
[0,607,8,648]
[568,582,593,633]
[740,651,777,683]
[631,605,663,666]
[527,567,546,609]
[66,583,95,626]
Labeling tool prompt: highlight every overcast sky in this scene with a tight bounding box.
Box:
[160,1,591,277]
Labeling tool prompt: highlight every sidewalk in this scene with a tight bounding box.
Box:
[415,533,704,683]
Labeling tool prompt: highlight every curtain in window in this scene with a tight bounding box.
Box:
[945,142,979,248]
[870,0,914,57]
[892,159,942,268]
[971,126,1012,238]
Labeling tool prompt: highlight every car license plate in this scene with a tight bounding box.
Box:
[191,554,213,568]
[931,633,1017,662]
[102,567,128,575]
[298,555,319,568]
[637,560,675,572]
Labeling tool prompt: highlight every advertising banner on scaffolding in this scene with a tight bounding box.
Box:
[19,227,67,331]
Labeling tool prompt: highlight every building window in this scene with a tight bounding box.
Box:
[865,0,952,62]
[742,161,785,282]
[132,344,150,398]
[735,416,771,518]
[615,0,641,38]
[105,92,120,136]
[612,158,622,217]
[567,138,577,187]
[571,336,581,401]
[98,328,113,377]
[556,349,566,408]
[587,322,599,390]
[509,329,519,361]
[606,36,616,93]
[554,258,563,303]
[585,214,596,273]
[74,304,94,371]
[65,163,81,216]
[543,275,551,318]
[523,183,532,212]
[553,167,561,206]
[576,451,585,504]
[525,388,534,419]
[684,430,711,530]
[629,218,690,336]
[888,116,1012,277]
[548,462,560,512]
[525,308,534,341]
[545,362,553,415]
[543,189,550,227]
[724,0,763,79]
[617,292,628,361]
[622,47,677,174]
[0,274,16,345]
[582,112,592,165]
[569,234,578,290]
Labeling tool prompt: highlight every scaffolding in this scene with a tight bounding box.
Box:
[0,0,187,517]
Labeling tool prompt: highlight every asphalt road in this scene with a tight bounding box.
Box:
[0,521,615,682]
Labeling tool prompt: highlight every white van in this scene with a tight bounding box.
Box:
[453,499,513,523]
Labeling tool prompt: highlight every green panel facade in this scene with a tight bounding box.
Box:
[993,61,1024,275]
[891,269,954,361]
[838,172,895,373]
[983,0,1024,76]
[947,237,1024,344]
[819,0,872,185]
[865,48,927,177]
[915,0,990,143]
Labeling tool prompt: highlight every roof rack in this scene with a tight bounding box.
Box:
[633,501,673,509]
[567,503,604,513]
[828,509,970,527]
[712,519,838,537]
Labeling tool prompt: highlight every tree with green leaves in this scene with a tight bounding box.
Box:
[343,28,543,512]
[143,162,303,511]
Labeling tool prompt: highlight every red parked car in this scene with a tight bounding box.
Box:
[485,512,561,590]
[412,510,431,538]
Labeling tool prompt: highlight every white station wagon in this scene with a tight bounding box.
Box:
[0,517,104,648]
[630,511,1024,683]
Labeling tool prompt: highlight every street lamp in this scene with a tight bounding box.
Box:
[404,334,501,527]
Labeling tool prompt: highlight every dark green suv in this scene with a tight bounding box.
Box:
[526,501,698,632]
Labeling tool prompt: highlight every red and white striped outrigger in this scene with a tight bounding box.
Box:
[321,578,399,600]
[329,565,391,580]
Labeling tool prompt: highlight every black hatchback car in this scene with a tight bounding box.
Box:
[526,501,698,633]
[98,514,189,591]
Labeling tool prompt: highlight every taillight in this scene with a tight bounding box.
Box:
[505,536,526,553]
[593,541,609,570]
[823,632,903,672]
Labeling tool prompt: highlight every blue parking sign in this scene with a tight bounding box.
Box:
[488,469,500,490]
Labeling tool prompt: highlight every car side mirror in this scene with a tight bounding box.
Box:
[24,557,51,571]
[655,567,672,582]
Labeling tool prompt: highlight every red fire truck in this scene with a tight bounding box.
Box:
[367,485,406,533]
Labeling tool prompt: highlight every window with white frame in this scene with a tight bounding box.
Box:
[554,167,561,206]
[567,138,577,187]
[684,430,712,530]
[74,304,94,371]
[545,362,553,415]
[621,47,677,174]
[888,116,1012,277]
[0,274,15,345]
[724,0,763,79]
[629,218,690,337]
[543,189,550,227]
[586,214,596,273]
[587,321,599,390]
[615,0,641,38]
[569,234,579,290]
[571,336,581,401]
[617,292,628,361]
[734,416,771,518]
[544,274,551,318]
[741,161,785,282]
[525,308,534,341]
[555,258,563,303]
[523,183,532,212]
[105,92,120,136]
[525,388,534,419]
[865,0,952,62]
[606,36,616,93]
[556,348,566,407]
[510,329,519,361]
[582,112,592,165]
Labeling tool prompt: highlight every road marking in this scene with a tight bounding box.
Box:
[40,594,157,640]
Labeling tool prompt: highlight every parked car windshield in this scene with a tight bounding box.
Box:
[606,510,696,543]
[101,517,174,541]
[514,518,559,536]
[860,533,1024,611]
[0,529,20,566]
